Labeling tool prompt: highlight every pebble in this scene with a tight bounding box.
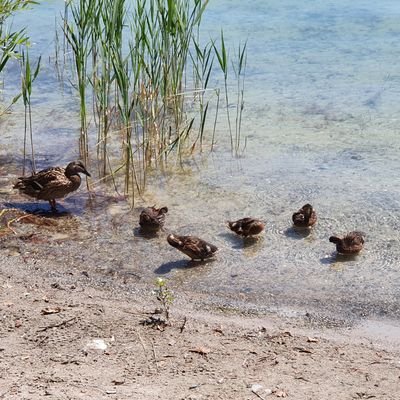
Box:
[250,384,272,397]
[251,384,264,393]
[85,339,108,351]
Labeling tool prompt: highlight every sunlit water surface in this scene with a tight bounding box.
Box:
[1,0,400,323]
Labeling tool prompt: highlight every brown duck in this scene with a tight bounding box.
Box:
[292,204,317,228]
[329,231,365,255]
[139,206,168,232]
[227,218,265,238]
[167,234,218,261]
[13,160,90,211]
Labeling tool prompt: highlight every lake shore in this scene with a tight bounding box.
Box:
[1,245,399,399]
[2,1,400,397]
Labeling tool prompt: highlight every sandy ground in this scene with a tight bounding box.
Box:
[1,212,400,400]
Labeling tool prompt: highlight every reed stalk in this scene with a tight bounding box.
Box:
[213,30,233,151]
[233,41,247,155]
[191,40,214,151]
[63,0,96,163]
[20,49,41,174]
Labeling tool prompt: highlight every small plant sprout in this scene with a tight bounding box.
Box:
[154,277,174,322]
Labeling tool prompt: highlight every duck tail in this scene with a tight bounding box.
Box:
[329,236,341,244]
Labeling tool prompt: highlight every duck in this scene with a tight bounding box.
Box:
[329,231,365,255]
[292,204,317,228]
[139,206,168,232]
[167,234,218,261]
[227,217,265,238]
[13,160,90,211]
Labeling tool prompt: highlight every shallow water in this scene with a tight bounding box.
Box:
[2,0,400,323]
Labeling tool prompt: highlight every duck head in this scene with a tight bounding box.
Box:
[65,161,91,177]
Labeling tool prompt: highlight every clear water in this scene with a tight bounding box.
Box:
[2,0,400,322]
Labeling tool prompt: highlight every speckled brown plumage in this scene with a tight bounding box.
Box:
[13,161,90,211]
[139,206,168,232]
[167,234,218,261]
[329,231,365,255]
[227,218,265,238]
[292,204,317,228]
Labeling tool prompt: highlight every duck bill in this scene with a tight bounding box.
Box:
[83,168,91,177]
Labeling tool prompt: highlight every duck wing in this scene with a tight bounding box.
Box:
[168,234,218,260]
[183,236,218,258]
[140,207,167,230]
[14,167,65,196]
[344,232,365,247]
[14,167,81,200]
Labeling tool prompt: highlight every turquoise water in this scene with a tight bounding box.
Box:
[2,0,400,322]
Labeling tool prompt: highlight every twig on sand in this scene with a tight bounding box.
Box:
[252,390,266,400]
[180,316,187,333]
[37,317,76,332]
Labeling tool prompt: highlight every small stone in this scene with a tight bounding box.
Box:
[251,384,264,393]
[189,384,199,390]
[250,384,272,397]
[85,339,108,351]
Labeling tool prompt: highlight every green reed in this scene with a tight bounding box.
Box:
[233,41,247,155]
[90,0,124,176]
[63,0,96,163]
[20,49,41,174]
[59,0,246,200]
[191,41,214,150]
[0,0,38,115]
[214,34,248,155]
[213,30,232,150]
[0,0,36,71]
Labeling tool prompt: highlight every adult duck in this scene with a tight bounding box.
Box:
[227,217,265,238]
[167,234,218,261]
[292,204,317,228]
[139,206,168,232]
[329,231,365,255]
[13,160,90,211]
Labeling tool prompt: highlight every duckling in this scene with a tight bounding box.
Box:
[139,206,168,232]
[227,218,265,238]
[292,204,317,228]
[13,160,90,211]
[329,231,365,255]
[167,234,218,261]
